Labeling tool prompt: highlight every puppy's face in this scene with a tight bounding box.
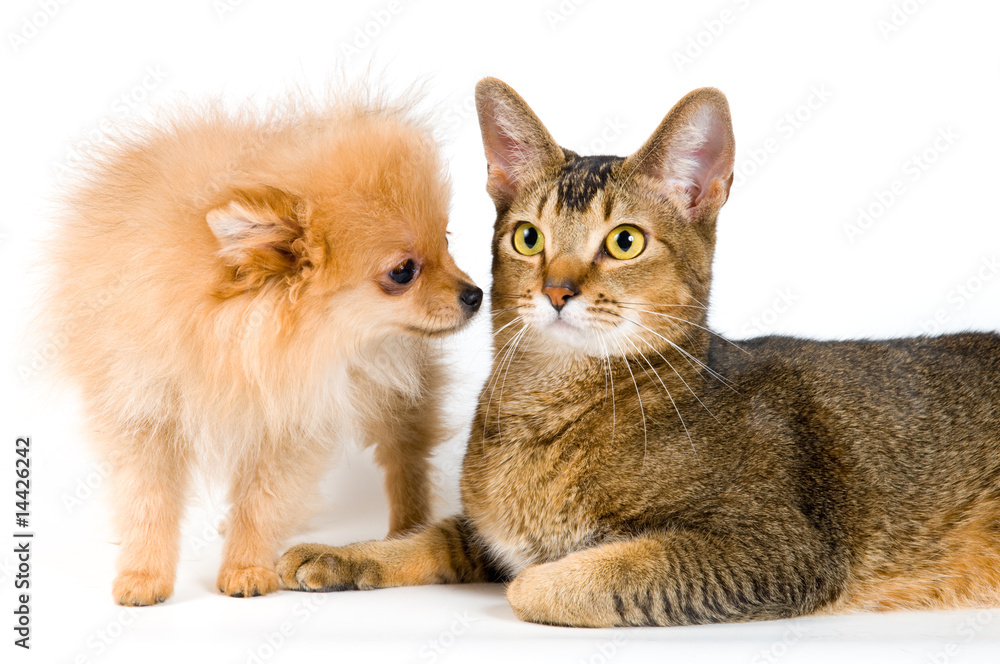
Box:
[206,118,481,346]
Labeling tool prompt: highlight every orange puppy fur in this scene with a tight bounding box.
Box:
[44,90,482,605]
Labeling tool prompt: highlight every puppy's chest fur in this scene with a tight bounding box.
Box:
[192,334,428,468]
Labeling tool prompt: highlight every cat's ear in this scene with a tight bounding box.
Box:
[625,88,735,222]
[207,186,308,292]
[475,78,565,209]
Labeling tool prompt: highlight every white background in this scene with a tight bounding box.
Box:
[3,0,1000,662]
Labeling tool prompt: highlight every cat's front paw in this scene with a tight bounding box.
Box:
[277,543,385,591]
[217,564,279,598]
[507,561,617,628]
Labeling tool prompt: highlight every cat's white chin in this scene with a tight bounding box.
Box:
[534,317,615,358]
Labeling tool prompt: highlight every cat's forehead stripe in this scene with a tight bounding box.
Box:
[555,155,623,214]
[536,188,550,218]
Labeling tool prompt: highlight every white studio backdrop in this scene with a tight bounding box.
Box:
[2,1,999,662]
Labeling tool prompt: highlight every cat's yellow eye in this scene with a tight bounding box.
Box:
[605,225,645,260]
[513,222,545,256]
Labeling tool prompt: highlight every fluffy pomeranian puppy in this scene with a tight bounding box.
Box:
[45,90,482,605]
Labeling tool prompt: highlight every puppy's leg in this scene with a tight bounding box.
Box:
[368,384,445,536]
[371,421,435,536]
[218,438,327,598]
[106,424,190,606]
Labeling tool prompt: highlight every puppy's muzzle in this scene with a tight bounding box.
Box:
[460,285,484,315]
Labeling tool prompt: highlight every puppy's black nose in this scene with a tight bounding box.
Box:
[460,286,483,312]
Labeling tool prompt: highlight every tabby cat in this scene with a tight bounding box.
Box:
[277,78,1000,627]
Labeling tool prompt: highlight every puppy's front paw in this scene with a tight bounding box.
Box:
[113,570,174,606]
[217,565,279,598]
[277,543,383,591]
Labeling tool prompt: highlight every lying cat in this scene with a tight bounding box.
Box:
[277,78,1000,627]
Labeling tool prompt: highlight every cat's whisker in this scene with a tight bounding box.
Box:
[490,315,526,340]
[629,328,720,430]
[619,307,703,350]
[480,316,526,430]
[621,331,698,458]
[482,320,528,441]
[598,336,617,445]
[614,310,736,387]
[485,322,527,396]
[615,301,708,311]
[491,304,529,317]
[612,312,737,391]
[611,336,649,471]
[495,325,531,444]
[491,292,531,301]
[620,305,751,356]
[687,293,710,310]
[482,327,523,444]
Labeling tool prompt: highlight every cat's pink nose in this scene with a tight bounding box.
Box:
[542,285,578,311]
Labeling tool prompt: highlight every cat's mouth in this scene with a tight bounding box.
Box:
[548,317,581,334]
[526,297,635,358]
[531,302,612,354]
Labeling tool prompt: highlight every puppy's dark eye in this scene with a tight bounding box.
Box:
[389,259,416,284]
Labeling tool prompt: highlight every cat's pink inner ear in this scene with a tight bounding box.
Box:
[662,107,733,213]
[482,123,521,200]
[634,91,735,221]
[686,111,732,207]
[476,78,563,205]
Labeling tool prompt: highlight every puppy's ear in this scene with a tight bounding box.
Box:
[475,78,565,210]
[207,187,307,294]
[624,88,735,222]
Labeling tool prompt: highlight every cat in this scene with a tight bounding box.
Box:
[276,78,1000,627]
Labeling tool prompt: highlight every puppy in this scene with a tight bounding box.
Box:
[45,90,482,605]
